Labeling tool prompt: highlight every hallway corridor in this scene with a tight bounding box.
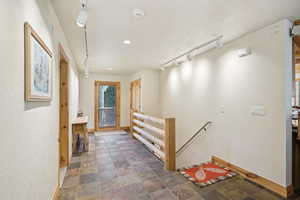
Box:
[58,132,284,200]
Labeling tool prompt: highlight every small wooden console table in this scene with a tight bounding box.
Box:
[72,116,89,153]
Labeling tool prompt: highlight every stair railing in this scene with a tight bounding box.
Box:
[131,110,176,171]
[176,121,212,156]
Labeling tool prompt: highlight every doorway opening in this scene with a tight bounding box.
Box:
[95,81,120,131]
[58,45,69,185]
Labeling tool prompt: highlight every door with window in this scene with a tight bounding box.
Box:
[95,81,120,131]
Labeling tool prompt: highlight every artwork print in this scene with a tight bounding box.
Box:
[31,36,50,96]
[25,22,52,101]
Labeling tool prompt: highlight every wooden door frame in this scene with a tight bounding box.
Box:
[58,44,69,186]
[95,81,121,131]
[130,79,141,132]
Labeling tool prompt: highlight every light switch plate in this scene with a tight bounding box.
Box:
[250,106,266,116]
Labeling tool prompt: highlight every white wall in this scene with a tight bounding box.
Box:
[160,20,292,186]
[79,73,129,129]
[0,0,79,199]
[129,70,161,117]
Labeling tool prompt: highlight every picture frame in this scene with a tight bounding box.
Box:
[24,22,53,101]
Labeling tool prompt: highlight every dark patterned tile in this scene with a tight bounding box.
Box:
[201,190,229,200]
[171,183,199,200]
[143,177,166,193]
[161,174,186,188]
[136,169,158,181]
[80,173,98,185]
[114,160,130,168]
[153,168,175,177]
[68,162,80,169]
[97,169,117,182]
[150,189,177,200]
[251,190,283,200]
[76,182,99,199]
[58,186,77,200]
[62,176,79,189]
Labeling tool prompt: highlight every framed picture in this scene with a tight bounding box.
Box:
[24,22,52,101]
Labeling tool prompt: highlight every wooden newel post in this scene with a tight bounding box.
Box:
[164,118,176,171]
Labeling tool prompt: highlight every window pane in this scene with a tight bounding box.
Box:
[99,85,116,127]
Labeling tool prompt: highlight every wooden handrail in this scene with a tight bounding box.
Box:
[133,126,164,147]
[131,111,176,171]
[176,122,212,155]
[133,133,165,159]
[133,112,165,125]
[133,119,164,136]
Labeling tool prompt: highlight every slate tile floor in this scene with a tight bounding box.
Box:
[58,131,296,200]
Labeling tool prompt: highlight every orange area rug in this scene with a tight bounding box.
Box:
[178,162,237,187]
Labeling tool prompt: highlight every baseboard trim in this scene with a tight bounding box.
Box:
[52,185,60,200]
[121,126,130,132]
[88,129,95,134]
[211,156,293,198]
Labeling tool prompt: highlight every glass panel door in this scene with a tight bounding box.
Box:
[98,85,116,128]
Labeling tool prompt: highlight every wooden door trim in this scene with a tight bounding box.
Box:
[58,44,69,187]
[95,81,121,131]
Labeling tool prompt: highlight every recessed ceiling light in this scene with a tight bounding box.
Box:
[123,40,131,45]
[105,68,113,71]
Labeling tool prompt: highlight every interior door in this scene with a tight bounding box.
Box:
[95,81,120,131]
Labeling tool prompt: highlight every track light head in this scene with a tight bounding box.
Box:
[215,38,223,48]
[186,54,192,62]
[84,67,89,78]
[76,6,88,27]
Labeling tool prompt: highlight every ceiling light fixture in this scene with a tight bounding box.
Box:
[105,68,113,71]
[76,0,88,27]
[123,40,131,45]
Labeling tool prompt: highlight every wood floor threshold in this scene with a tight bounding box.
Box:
[211,156,294,198]
[90,127,130,134]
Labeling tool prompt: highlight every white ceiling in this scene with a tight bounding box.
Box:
[51,0,300,75]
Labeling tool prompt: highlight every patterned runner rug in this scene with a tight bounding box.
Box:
[178,162,237,187]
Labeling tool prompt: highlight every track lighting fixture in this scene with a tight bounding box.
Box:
[161,35,223,69]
